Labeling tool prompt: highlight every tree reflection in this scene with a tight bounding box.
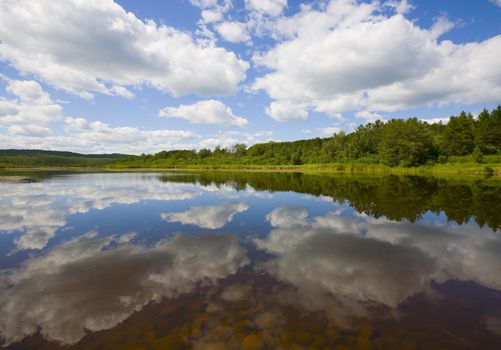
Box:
[160,172,501,230]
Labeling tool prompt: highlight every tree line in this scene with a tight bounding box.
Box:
[122,106,501,167]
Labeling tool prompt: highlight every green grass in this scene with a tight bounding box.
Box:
[101,161,501,175]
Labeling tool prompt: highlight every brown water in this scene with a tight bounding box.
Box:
[1,172,500,349]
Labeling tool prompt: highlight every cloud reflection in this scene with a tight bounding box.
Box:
[161,202,249,229]
[0,174,200,250]
[255,207,501,324]
[0,231,249,345]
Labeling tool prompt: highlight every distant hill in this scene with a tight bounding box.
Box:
[0,149,130,167]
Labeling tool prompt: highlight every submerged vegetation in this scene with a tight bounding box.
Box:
[1,107,501,173]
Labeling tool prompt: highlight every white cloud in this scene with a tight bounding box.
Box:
[161,202,250,229]
[0,0,248,98]
[0,119,197,155]
[63,118,195,144]
[355,111,384,122]
[7,124,52,137]
[0,80,63,126]
[319,126,342,135]
[0,232,249,345]
[265,101,308,122]
[201,9,223,23]
[198,130,273,149]
[245,0,288,16]
[189,0,232,11]
[216,21,251,43]
[420,117,450,124]
[302,126,342,135]
[159,100,249,127]
[199,136,239,149]
[0,79,198,154]
[385,0,414,14]
[252,0,501,121]
[429,16,455,39]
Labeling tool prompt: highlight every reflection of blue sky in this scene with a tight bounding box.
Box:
[0,174,283,256]
[0,173,202,252]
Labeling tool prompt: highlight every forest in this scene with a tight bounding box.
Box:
[0,150,127,167]
[115,106,501,168]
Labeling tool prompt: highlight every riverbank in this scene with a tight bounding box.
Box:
[107,160,501,175]
[2,161,500,176]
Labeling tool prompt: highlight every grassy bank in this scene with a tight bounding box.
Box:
[2,163,500,176]
[2,154,500,176]
[102,158,500,175]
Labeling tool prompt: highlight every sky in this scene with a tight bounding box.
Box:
[0,0,500,154]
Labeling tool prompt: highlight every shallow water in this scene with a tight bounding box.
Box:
[1,172,501,349]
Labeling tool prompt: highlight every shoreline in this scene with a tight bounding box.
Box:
[1,163,500,177]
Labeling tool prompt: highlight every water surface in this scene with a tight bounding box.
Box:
[1,172,500,349]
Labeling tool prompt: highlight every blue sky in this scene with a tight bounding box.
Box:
[0,0,500,154]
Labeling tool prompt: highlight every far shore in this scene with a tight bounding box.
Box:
[1,163,500,177]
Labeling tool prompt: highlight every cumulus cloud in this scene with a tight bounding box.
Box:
[0,232,249,345]
[161,202,250,229]
[0,119,197,155]
[0,80,63,126]
[0,173,200,250]
[216,21,251,43]
[265,101,308,122]
[201,9,224,23]
[0,0,248,99]
[159,100,249,127]
[245,0,288,17]
[61,118,195,150]
[0,126,196,155]
[252,0,501,120]
[0,79,197,154]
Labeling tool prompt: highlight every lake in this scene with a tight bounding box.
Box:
[0,171,500,350]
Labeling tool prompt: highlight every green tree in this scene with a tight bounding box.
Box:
[231,143,247,156]
[379,118,435,167]
[472,146,485,164]
[443,112,475,156]
[347,120,383,159]
[475,106,501,154]
[198,148,211,158]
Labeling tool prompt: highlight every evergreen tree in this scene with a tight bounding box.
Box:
[443,112,475,156]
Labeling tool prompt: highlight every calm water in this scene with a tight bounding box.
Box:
[1,172,501,350]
